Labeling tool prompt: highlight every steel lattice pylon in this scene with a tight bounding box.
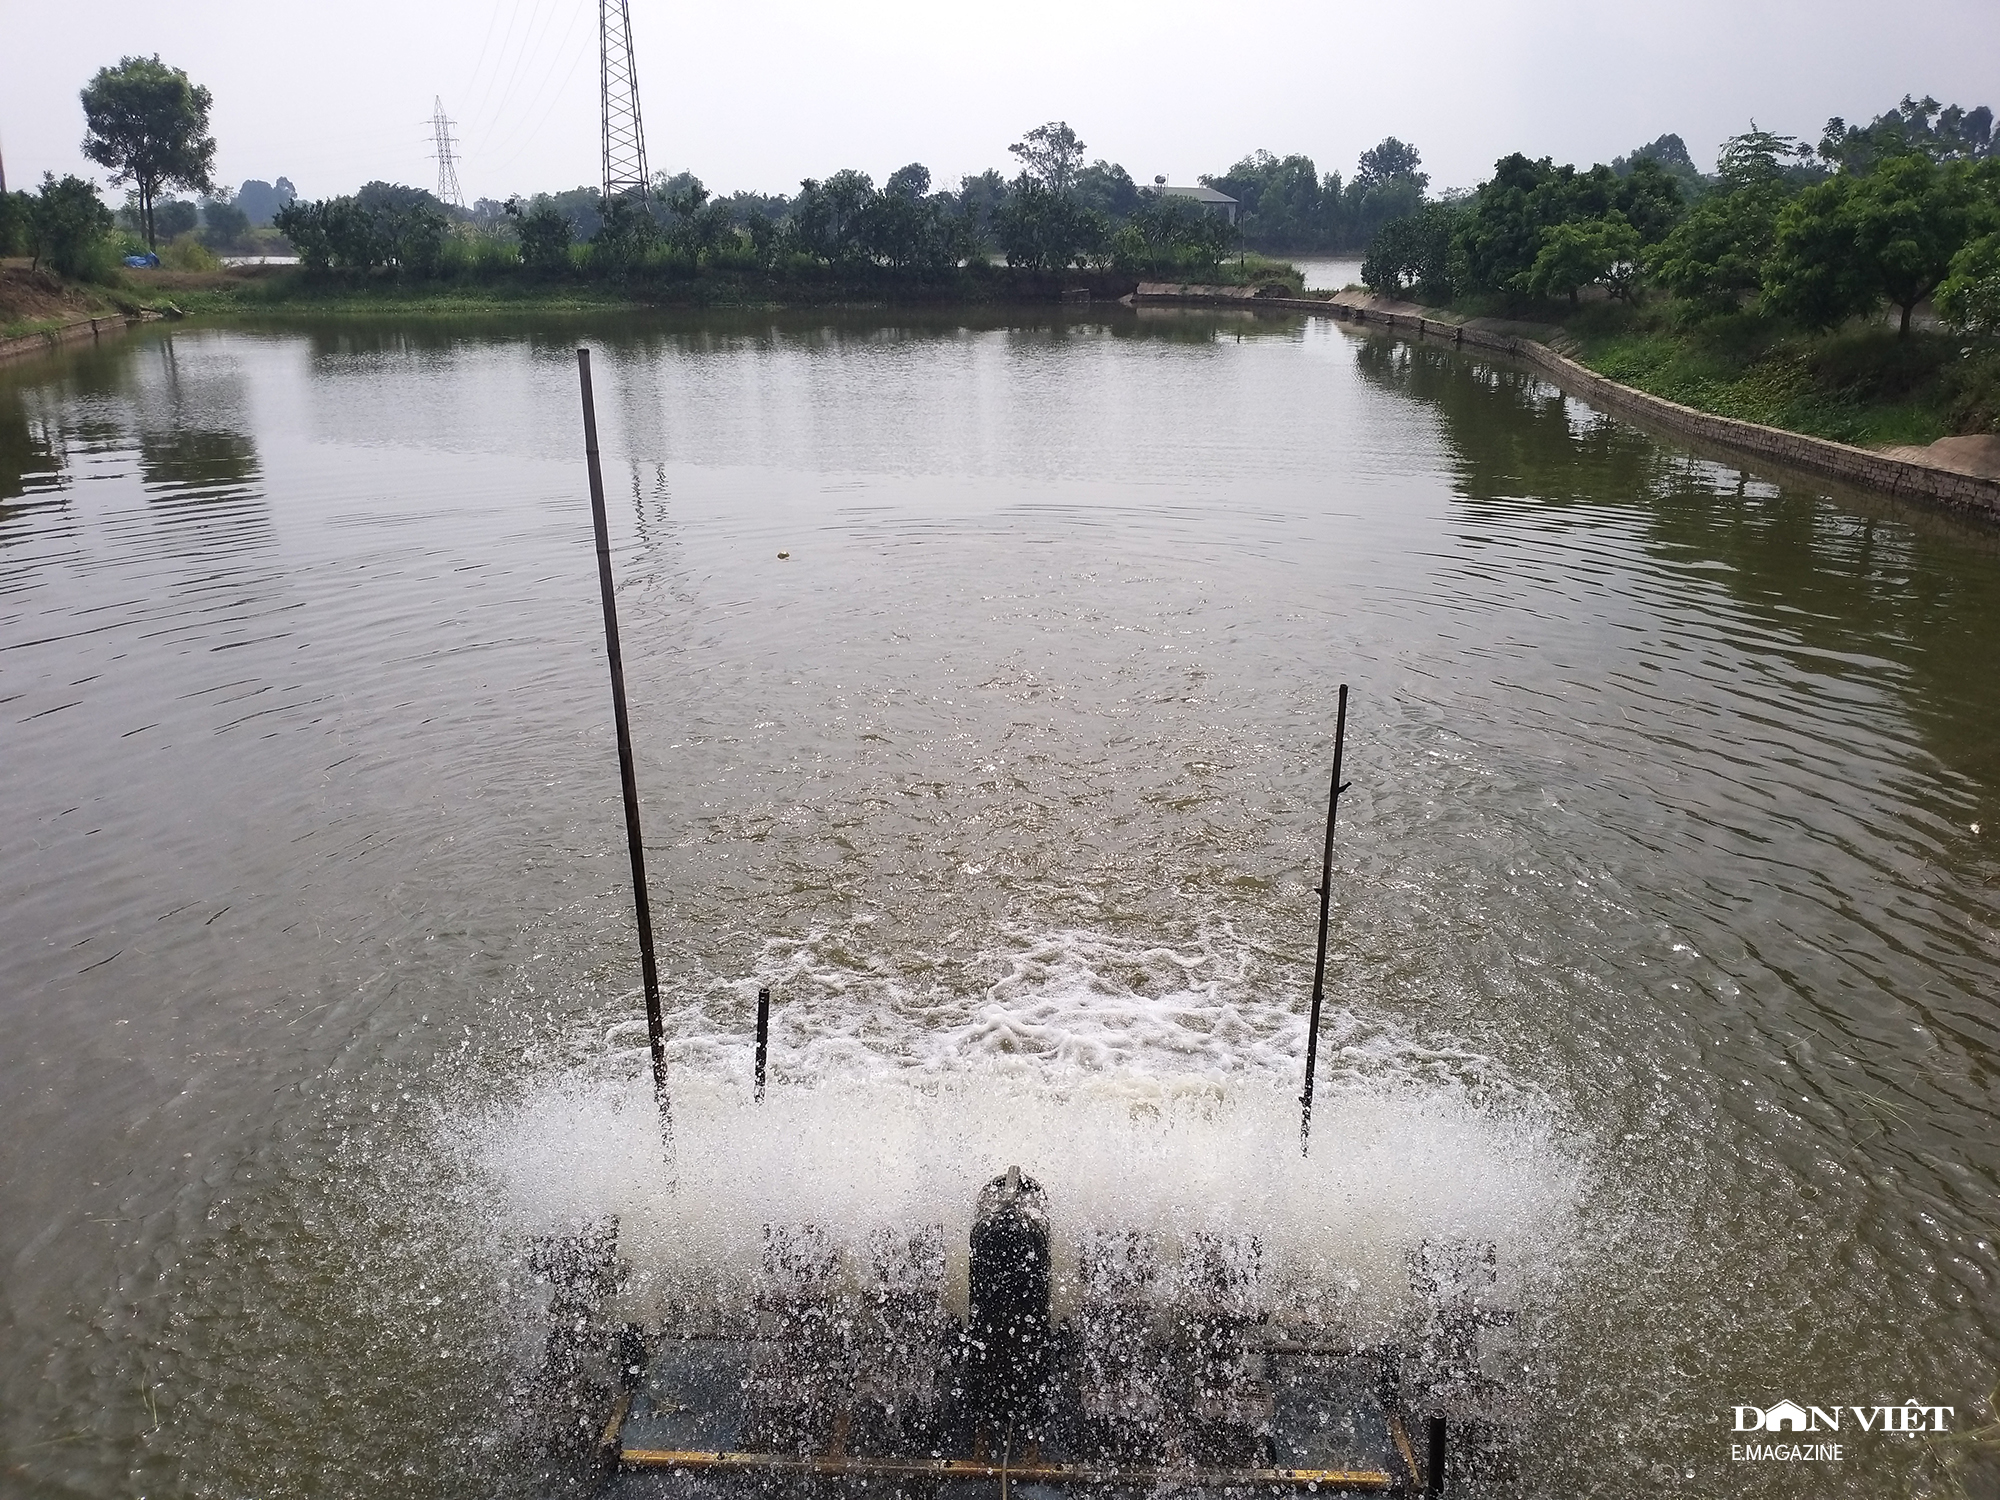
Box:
[431,97,464,209]
[600,0,650,203]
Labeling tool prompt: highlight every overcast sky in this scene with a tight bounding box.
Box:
[5,0,1997,207]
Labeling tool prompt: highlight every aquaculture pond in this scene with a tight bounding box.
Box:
[3,306,1997,1497]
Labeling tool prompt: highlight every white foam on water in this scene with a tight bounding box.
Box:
[461,925,1589,1328]
[661,920,1528,1098]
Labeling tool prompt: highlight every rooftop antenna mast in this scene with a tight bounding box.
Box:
[600,0,651,203]
[430,96,464,209]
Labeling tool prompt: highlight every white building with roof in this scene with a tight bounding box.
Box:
[1140,177,1238,225]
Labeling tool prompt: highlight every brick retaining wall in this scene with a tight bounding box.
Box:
[1131,284,2000,522]
[1,311,160,368]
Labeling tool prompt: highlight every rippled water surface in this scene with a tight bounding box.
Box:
[3,310,1999,1498]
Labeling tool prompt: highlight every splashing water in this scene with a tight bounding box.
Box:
[467,925,1590,1333]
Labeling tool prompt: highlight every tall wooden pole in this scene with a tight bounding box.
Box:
[1300,685,1350,1154]
[577,348,672,1157]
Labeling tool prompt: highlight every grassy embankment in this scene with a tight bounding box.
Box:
[0,264,148,340]
[1560,302,2000,448]
[1393,288,2000,449]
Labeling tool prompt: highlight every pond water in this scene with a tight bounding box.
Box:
[1287,256,1362,291]
[3,307,1998,1498]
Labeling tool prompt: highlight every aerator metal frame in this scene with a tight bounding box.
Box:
[531,1209,1496,1497]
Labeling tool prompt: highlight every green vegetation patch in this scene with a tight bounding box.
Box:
[1569,309,2000,447]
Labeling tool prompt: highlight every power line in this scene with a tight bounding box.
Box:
[475,0,592,168]
[477,0,560,142]
[466,0,532,132]
[432,97,465,207]
[462,0,509,118]
[481,41,593,186]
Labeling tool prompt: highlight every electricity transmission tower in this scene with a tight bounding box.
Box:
[431,97,464,208]
[600,0,651,202]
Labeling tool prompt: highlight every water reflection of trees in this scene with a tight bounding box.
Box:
[5,335,269,565]
[126,338,267,537]
[288,304,1293,370]
[1356,331,2000,795]
[1353,335,1676,505]
[139,428,260,499]
[0,389,66,505]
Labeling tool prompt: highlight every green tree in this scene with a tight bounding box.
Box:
[1765,155,1994,335]
[1525,218,1619,304]
[235,178,296,226]
[200,196,250,249]
[271,189,447,274]
[80,55,216,249]
[1598,215,1646,300]
[1820,96,1996,172]
[389,200,449,275]
[1355,138,1427,192]
[884,163,930,200]
[955,169,1010,245]
[1613,158,1687,244]
[155,200,198,239]
[860,182,975,272]
[507,199,574,272]
[590,194,658,272]
[27,173,115,278]
[321,198,386,269]
[272,199,334,269]
[1008,122,1087,194]
[1458,152,1683,298]
[1718,128,1819,187]
[0,190,30,256]
[742,211,780,266]
[656,177,734,262]
[1203,151,1337,250]
[1647,131,1806,313]
[991,177,1106,270]
[1457,154,1572,293]
[1612,133,1706,198]
[355,181,442,219]
[1934,231,2000,335]
[127,196,199,240]
[1341,139,1432,250]
[1360,201,1465,300]
[1649,185,1784,312]
[786,170,877,265]
[1106,192,1234,275]
[1073,160,1140,220]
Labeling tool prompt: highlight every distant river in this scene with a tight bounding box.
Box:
[3,308,1997,1498]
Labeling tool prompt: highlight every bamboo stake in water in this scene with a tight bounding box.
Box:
[1299,684,1350,1155]
[577,348,672,1160]
[755,988,770,1102]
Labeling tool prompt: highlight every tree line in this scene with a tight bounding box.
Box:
[1202,139,1431,253]
[272,122,1245,282]
[4,50,1423,285]
[1358,96,2000,338]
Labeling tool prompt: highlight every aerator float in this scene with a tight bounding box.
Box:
[550,351,1513,1494]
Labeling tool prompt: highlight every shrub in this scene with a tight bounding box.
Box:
[511,202,574,272]
[159,234,220,271]
[28,174,117,281]
[1936,232,2000,337]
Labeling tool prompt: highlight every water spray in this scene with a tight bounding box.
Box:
[576,347,673,1169]
[1299,683,1350,1155]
